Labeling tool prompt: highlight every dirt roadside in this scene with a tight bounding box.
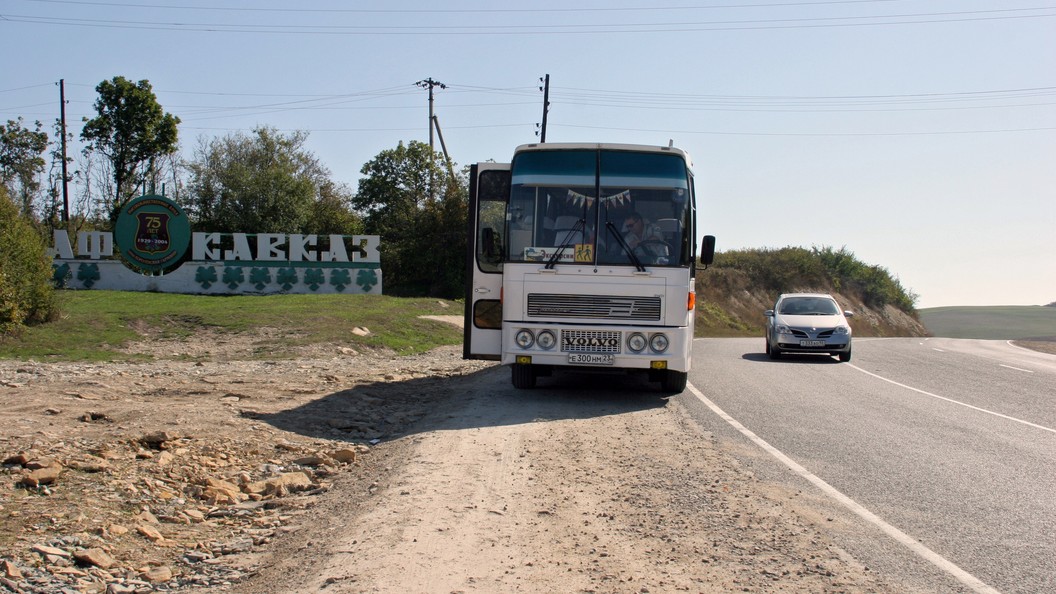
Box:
[0,319,896,593]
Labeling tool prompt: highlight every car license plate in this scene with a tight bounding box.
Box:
[800,340,826,347]
[568,353,615,365]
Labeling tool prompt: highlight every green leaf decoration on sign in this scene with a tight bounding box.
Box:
[223,267,244,290]
[304,268,325,291]
[52,263,71,288]
[77,263,101,288]
[277,267,298,291]
[195,266,218,289]
[249,267,271,290]
[356,269,378,292]
[330,269,351,292]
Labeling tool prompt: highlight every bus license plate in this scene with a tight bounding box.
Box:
[568,353,615,365]
[800,340,826,347]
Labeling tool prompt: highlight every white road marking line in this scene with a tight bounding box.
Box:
[847,365,1055,435]
[999,364,1034,373]
[930,339,1049,370]
[686,382,1003,594]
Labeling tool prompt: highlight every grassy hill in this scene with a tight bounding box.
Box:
[918,305,1056,340]
[695,246,927,338]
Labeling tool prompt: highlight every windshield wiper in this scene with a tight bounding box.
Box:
[605,221,646,272]
[545,218,585,269]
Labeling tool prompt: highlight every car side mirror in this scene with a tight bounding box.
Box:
[844,310,854,318]
[764,309,774,317]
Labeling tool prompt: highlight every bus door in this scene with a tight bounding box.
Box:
[463,163,510,360]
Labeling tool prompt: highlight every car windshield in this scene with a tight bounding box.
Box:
[778,297,839,315]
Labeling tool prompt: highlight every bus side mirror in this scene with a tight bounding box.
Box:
[482,227,497,258]
[700,235,716,266]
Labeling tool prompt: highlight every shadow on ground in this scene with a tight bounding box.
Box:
[248,364,671,445]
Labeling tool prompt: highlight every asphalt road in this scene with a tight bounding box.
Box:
[681,337,1055,594]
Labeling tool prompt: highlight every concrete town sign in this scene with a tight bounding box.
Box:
[49,194,382,295]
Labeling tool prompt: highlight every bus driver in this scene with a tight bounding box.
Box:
[622,211,662,249]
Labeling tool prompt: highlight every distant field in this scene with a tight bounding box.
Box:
[919,305,1056,340]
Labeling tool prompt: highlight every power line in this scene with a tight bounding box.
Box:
[11,0,973,15]
[4,79,1054,138]
[0,82,55,94]
[557,122,1056,136]
[555,85,1056,102]
[5,7,1054,35]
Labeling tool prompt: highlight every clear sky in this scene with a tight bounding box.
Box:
[3,0,1053,308]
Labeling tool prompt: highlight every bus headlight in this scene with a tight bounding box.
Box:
[649,333,670,353]
[537,330,556,349]
[628,332,647,353]
[514,329,535,349]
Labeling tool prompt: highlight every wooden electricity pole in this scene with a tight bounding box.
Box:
[416,78,447,151]
[539,74,550,143]
[431,115,457,186]
[59,79,70,222]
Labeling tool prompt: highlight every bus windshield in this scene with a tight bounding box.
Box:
[506,148,692,267]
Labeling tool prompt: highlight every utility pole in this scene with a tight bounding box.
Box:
[431,115,457,186]
[538,74,550,143]
[58,79,70,222]
[415,78,446,151]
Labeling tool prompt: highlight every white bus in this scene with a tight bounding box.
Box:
[463,143,715,392]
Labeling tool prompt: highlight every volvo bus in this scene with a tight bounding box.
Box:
[463,143,715,392]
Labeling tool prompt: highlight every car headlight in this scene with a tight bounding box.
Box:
[627,332,647,353]
[537,330,556,349]
[649,333,669,353]
[514,329,534,349]
[834,326,849,335]
[776,325,793,335]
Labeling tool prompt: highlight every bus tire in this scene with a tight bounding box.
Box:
[661,370,688,393]
[511,363,536,389]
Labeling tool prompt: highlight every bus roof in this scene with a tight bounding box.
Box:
[512,142,693,169]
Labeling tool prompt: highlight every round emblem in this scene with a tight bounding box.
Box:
[114,194,191,273]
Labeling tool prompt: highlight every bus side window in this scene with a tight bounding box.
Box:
[477,200,506,273]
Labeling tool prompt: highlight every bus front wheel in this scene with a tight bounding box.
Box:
[512,363,536,389]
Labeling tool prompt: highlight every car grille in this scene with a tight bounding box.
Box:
[789,328,835,338]
[527,294,661,321]
[561,330,622,353]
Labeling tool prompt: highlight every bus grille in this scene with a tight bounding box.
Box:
[561,330,622,353]
[527,294,662,321]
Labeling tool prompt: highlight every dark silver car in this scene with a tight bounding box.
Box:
[764,293,854,362]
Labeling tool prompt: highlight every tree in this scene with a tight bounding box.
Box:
[0,118,49,217]
[352,141,466,297]
[305,179,364,236]
[419,173,468,297]
[0,186,56,334]
[186,127,359,234]
[80,76,180,223]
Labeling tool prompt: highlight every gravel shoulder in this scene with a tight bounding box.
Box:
[0,324,896,593]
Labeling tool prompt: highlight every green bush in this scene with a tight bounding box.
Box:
[714,247,826,293]
[0,187,56,334]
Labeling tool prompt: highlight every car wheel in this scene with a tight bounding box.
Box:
[838,348,852,363]
[661,370,688,393]
[511,363,536,389]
